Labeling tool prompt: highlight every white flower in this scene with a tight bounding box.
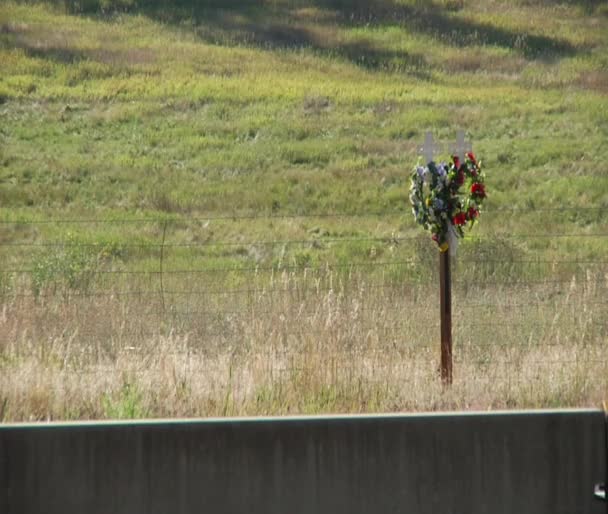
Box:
[422,168,431,184]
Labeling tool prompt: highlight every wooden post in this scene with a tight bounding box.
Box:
[419,130,455,386]
[439,249,453,385]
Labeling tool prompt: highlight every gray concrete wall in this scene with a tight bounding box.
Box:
[0,409,606,514]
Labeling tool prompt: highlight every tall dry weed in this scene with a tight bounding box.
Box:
[1,269,606,421]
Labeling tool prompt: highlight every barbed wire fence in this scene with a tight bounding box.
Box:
[1,207,607,409]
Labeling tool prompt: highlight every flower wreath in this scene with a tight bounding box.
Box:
[410,152,486,252]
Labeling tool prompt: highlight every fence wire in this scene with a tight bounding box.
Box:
[1,212,607,405]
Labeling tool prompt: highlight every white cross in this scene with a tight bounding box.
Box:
[419,131,442,163]
[453,130,472,160]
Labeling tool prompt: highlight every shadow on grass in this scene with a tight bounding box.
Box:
[140,0,581,70]
[7,0,585,73]
[292,0,580,58]
[0,23,88,64]
[187,9,430,76]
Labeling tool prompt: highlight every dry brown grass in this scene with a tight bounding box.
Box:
[1,269,606,421]
[575,70,608,94]
[440,51,526,77]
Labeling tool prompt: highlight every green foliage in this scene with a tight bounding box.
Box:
[1,0,606,421]
[301,384,339,414]
[101,381,148,419]
[0,397,8,422]
[0,271,13,296]
[36,0,258,13]
[31,237,94,296]
[411,236,439,282]
[456,237,526,281]
[0,0,606,278]
[30,235,124,296]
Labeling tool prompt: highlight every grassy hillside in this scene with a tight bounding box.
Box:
[1,0,607,419]
[1,0,607,256]
[2,0,607,216]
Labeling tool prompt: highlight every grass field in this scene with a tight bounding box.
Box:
[1,0,607,420]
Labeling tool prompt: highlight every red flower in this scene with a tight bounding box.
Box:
[456,170,465,186]
[467,207,479,219]
[452,155,460,169]
[471,182,486,198]
[452,212,467,225]
[466,152,477,164]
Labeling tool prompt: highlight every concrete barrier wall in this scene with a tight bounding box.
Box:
[1,409,606,514]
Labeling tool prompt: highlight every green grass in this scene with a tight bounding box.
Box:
[1,0,607,281]
[1,0,607,265]
[1,0,607,223]
[1,0,607,419]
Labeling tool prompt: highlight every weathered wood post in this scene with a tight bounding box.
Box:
[419,132,453,385]
[439,249,452,385]
[442,130,472,386]
[418,130,472,386]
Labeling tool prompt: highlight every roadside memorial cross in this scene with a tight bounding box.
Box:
[452,130,472,161]
[410,130,487,386]
[419,131,443,163]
